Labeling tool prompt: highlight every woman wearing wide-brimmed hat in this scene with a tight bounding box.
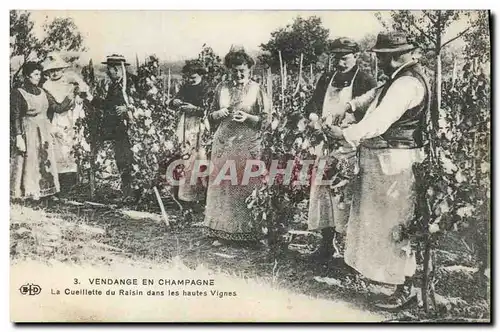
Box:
[203,45,271,245]
[42,52,92,194]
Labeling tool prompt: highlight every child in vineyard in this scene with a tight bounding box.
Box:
[323,32,430,309]
[169,61,209,209]
[304,38,377,263]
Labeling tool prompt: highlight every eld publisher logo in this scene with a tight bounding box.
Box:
[19,283,41,296]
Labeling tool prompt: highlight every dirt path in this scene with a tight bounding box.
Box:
[10,201,393,322]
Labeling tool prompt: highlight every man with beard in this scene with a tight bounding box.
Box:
[304,37,377,263]
[323,32,430,309]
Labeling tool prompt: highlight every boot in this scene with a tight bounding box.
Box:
[310,227,335,263]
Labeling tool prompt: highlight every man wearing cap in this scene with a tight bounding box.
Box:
[304,37,377,263]
[92,54,137,199]
[42,52,92,194]
[323,32,430,308]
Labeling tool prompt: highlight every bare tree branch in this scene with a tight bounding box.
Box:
[422,10,438,26]
[410,21,438,47]
[441,26,472,50]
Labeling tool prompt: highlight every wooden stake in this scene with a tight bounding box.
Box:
[267,67,273,116]
[167,68,172,100]
[452,55,457,88]
[293,53,304,96]
[278,51,285,113]
[153,186,170,228]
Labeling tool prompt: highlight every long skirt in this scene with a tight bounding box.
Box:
[344,146,424,285]
[203,121,263,241]
[176,114,207,202]
[11,116,60,199]
[52,104,85,174]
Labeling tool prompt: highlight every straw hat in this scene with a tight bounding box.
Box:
[102,54,130,66]
[41,52,70,72]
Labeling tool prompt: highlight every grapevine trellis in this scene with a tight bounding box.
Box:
[68,43,489,314]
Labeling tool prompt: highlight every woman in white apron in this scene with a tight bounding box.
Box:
[42,52,91,194]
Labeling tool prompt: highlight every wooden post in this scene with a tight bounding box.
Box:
[267,67,273,116]
[153,186,170,228]
[167,68,172,100]
[293,53,304,96]
[283,62,287,92]
[422,238,434,313]
[278,51,285,113]
[452,55,457,88]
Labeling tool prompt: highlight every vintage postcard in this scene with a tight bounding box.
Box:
[9,10,491,323]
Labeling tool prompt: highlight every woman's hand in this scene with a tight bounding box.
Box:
[233,110,259,124]
[232,110,249,122]
[16,135,26,153]
[211,108,230,120]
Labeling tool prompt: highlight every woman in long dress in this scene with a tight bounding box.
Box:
[10,62,61,201]
[42,52,91,194]
[204,47,271,244]
[169,62,208,205]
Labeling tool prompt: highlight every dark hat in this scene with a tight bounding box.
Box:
[182,60,208,75]
[102,54,130,66]
[371,32,416,53]
[330,38,360,54]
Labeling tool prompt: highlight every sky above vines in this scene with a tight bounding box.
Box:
[28,10,476,63]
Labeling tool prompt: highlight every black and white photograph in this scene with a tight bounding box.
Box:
[9,9,491,323]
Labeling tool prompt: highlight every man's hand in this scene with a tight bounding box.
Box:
[172,99,183,107]
[115,105,128,116]
[323,125,344,140]
[180,103,199,114]
[327,103,353,126]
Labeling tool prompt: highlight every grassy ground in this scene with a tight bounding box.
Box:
[10,197,490,322]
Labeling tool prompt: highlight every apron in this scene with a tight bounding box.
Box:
[11,88,60,199]
[307,69,358,233]
[176,112,208,202]
[44,79,85,174]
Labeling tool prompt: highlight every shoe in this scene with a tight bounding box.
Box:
[374,286,416,310]
[309,245,333,264]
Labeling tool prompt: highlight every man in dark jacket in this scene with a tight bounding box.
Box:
[93,54,137,200]
[305,38,377,263]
